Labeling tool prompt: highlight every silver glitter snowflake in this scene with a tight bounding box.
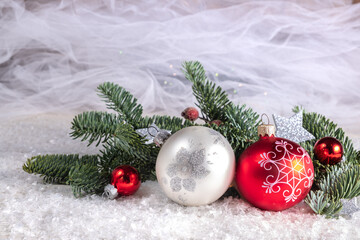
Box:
[273,112,314,143]
[135,123,171,145]
[167,147,210,192]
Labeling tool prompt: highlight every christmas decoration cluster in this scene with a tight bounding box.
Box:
[23,61,360,218]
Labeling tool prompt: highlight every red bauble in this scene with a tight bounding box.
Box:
[236,135,314,211]
[313,137,343,165]
[111,165,141,196]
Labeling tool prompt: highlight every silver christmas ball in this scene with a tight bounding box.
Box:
[156,126,235,206]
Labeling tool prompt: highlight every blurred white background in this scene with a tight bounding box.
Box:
[1,0,360,135]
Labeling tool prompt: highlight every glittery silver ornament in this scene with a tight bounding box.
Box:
[136,123,171,145]
[273,112,314,143]
[156,126,235,206]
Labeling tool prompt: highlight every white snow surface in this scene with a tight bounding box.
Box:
[1,114,360,240]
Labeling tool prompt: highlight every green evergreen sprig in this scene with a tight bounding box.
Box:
[293,106,360,217]
[182,61,260,158]
[99,145,158,182]
[182,61,230,122]
[70,111,121,146]
[23,61,360,219]
[305,190,343,217]
[68,164,108,197]
[138,115,194,133]
[295,106,358,164]
[224,103,260,157]
[320,163,360,200]
[97,82,143,126]
[23,154,99,184]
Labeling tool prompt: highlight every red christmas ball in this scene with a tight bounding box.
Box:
[111,165,141,196]
[313,137,343,165]
[236,134,314,211]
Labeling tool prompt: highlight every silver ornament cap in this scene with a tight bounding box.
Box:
[104,184,119,200]
[153,130,171,147]
[156,126,235,206]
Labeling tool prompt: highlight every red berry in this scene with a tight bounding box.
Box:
[209,120,223,126]
[181,107,199,121]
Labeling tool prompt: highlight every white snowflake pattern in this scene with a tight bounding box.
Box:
[258,140,313,203]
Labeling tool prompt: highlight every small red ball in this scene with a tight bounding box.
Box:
[111,165,141,196]
[181,107,199,121]
[313,137,343,165]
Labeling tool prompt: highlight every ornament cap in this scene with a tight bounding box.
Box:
[258,114,276,137]
[104,184,119,200]
[153,130,171,147]
[257,124,276,137]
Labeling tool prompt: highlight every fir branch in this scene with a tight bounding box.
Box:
[182,61,231,121]
[183,61,259,157]
[67,164,108,197]
[111,123,153,161]
[138,115,195,133]
[182,60,207,84]
[97,82,143,125]
[23,154,99,184]
[98,122,158,181]
[70,111,121,146]
[305,191,343,218]
[296,107,360,217]
[223,103,260,157]
[319,163,360,200]
[99,146,158,182]
[225,103,260,139]
[298,108,357,164]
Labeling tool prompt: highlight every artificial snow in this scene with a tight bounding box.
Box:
[1,114,360,239]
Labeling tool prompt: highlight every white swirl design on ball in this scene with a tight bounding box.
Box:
[258,140,313,203]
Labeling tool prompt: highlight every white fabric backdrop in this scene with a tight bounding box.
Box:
[1,0,360,134]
